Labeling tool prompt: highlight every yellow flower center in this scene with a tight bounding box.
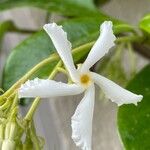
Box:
[80,74,91,87]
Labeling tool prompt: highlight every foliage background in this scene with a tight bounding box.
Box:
[0,0,149,149]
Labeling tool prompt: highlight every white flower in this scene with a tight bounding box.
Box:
[18,21,143,150]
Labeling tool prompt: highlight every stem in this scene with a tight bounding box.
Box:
[116,35,144,44]
[133,42,150,59]
[24,61,62,121]
[24,97,40,121]
[1,54,58,99]
[0,93,15,111]
[116,35,150,59]
[9,107,17,121]
[23,61,62,149]
[0,89,4,94]
[30,121,40,150]
[0,41,94,99]
[57,67,68,76]
[10,95,18,111]
[11,29,36,34]
[127,42,136,77]
[0,99,11,111]
[48,61,62,79]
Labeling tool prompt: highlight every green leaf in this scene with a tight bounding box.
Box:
[118,65,150,150]
[2,17,134,90]
[0,0,99,17]
[0,21,10,39]
[139,14,150,58]
[139,14,150,34]
[94,0,110,6]
[0,88,4,94]
[0,21,15,45]
[0,20,36,47]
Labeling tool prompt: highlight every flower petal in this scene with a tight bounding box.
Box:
[81,21,116,73]
[71,84,95,150]
[43,23,79,82]
[18,78,84,98]
[92,72,143,106]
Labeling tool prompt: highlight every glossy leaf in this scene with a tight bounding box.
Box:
[2,17,135,90]
[0,20,17,46]
[139,14,150,34]
[0,20,36,48]
[0,21,12,41]
[118,65,150,150]
[0,0,100,17]
[94,0,110,6]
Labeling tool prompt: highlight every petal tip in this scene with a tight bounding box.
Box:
[18,78,42,98]
[100,21,113,30]
[133,94,143,106]
[136,94,143,102]
[71,115,85,149]
[100,20,116,41]
[43,22,58,32]
[139,94,143,99]
[117,95,143,107]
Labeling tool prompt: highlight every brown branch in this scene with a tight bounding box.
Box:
[133,42,150,59]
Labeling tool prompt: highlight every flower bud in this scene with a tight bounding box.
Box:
[2,122,17,150]
[0,124,4,149]
[5,122,17,141]
[1,139,15,150]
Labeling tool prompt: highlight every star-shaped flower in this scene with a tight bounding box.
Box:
[18,21,143,150]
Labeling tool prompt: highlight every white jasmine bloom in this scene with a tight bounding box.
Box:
[18,21,143,150]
